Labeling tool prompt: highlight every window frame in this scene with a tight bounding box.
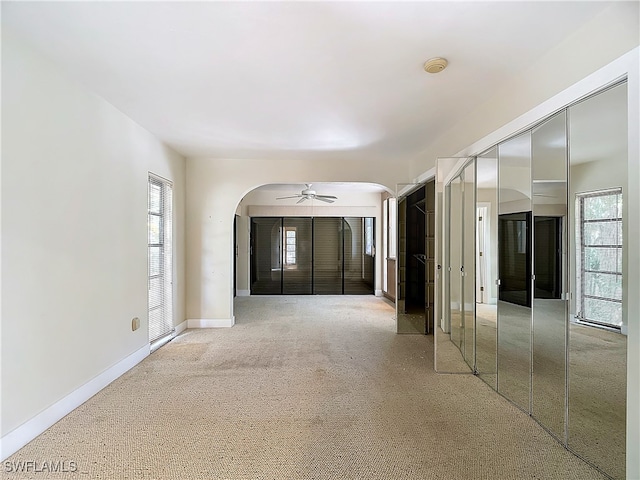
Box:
[148,173,174,344]
[576,188,623,329]
[283,226,297,267]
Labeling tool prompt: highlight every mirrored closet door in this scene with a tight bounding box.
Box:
[530,110,568,442]
[475,148,498,389]
[435,80,628,479]
[434,158,475,373]
[497,131,532,413]
[567,81,627,480]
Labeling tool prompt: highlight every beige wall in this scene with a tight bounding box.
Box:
[1,32,186,437]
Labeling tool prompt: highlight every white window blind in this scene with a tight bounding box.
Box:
[148,174,173,343]
[364,217,374,256]
[284,227,297,266]
[388,198,397,259]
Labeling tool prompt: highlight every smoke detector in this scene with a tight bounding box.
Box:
[423,57,448,74]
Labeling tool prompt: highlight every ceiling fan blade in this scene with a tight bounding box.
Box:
[296,197,307,204]
[315,195,337,200]
[315,196,335,203]
[276,195,302,200]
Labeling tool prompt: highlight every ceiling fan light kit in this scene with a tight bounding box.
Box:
[276,184,337,204]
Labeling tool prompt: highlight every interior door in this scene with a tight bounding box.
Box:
[476,207,487,304]
[434,157,474,373]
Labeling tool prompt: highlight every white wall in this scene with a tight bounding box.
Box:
[476,190,498,303]
[1,31,186,445]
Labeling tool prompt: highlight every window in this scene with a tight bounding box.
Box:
[576,189,623,328]
[148,174,173,343]
[284,227,297,266]
[388,198,397,259]
[364,217,374,256]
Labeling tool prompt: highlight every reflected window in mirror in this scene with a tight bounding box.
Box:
[568,80,627,480]
[575,188,623,329]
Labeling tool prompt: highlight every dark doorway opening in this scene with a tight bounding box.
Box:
[498,211,532,307]
[534,216,562,299]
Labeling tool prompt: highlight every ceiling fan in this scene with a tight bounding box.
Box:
[276,184,337,204]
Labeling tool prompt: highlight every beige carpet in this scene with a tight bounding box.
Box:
[2,296,606,480]
[438,301,626,479]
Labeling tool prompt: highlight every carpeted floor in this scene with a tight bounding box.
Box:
[438,301,626,479]
[2,296,607,479]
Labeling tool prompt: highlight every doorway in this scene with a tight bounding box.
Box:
[498,211,532,308]
[396,179,435,334]
[534,216,562,299]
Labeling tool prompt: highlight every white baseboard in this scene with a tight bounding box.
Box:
[150,322,188,353]
[187,318,235,328]
[236,290,250,297]
[175,320,188,335]
[0,344,149,461]
[375,289,383,297]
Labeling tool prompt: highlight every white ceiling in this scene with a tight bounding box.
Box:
[2,1,615,163]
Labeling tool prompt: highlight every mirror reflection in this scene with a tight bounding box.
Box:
[568,81,627,479]
[435,158,473,373]
[497,131,532,412]
[448,176,463,351]
[462,161,476,369]
[531,111,568,441]
[476,148,498,389]
[434,80,628,480]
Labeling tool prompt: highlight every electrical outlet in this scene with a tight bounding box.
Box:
[131,317,140,331]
